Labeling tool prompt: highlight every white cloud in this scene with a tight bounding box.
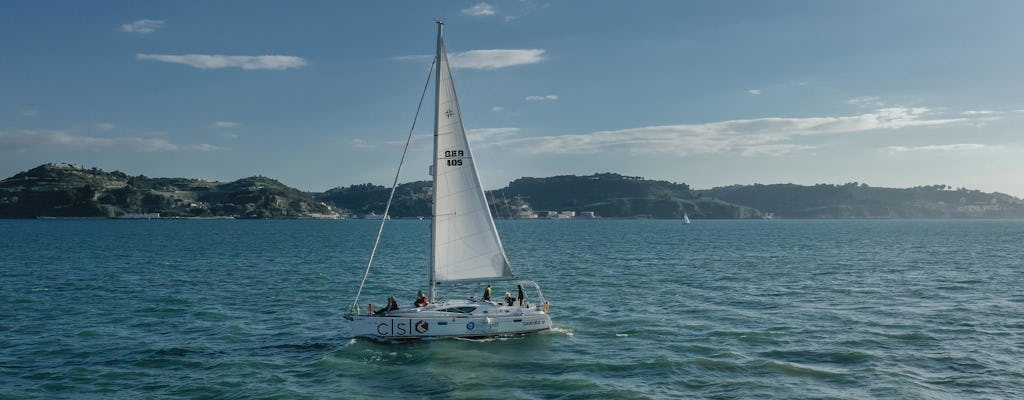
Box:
[0,130,230,153]
[748,89,762,95]
[885,143,993,154]
[467,127,520,142]
[392,54,433,63]
[525,94,558,101]
[122,19,165,33]
[191,143,225,152]
[485,107,968,156]
[462,2,496,16]
[136,54,308,70]
[491,106,505,112]
[961,110,999,115]
[848,96,884,108]
[0,130,178,152]
[449,49,545,69]
[351,138,374,149]
[395,49,545,69]
[212,121,241,128]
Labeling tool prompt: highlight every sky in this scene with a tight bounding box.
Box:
[2,1,1023,197]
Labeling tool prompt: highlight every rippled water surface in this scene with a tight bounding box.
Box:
[2,219,1022,399]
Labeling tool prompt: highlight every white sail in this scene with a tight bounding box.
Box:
[431,24,513,285]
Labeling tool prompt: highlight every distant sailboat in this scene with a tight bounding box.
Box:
[683,213,691,224]
[345,22,553,340]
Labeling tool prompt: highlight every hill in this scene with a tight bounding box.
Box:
[700,183,1024,218]
[0,163,334,218]
[316,181,432,218]
[495,173,762,219]
[315,173,763,219]
[4,163,1023,219]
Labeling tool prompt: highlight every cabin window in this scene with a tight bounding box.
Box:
[440,307,476,314]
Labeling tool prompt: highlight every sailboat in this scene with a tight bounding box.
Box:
[345,22,553,340]
[683,213,691,224]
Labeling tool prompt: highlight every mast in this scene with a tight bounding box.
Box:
[429,21,443,301]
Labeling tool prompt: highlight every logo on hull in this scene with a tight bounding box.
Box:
[376,319,430,336]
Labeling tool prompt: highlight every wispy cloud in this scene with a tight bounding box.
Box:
[478,107,968,156]
[0,130,223,153]
[121,19,165,33]
[0,130,178,152]
[848,96,885,108]
[748,89,762,95]
[885,143,994,154]
[491,106,505,112]
[526,94,558,101]
[136,54,308,70]
[467,127,520,142]
[19,109,39,117]
[961,110,999,115]
[395,49,545,69]
[351,138,375,150]
[462,2,496,16]
[502,0,549,22]
[449,49,544,69]
[212,121,241,128]
[95,123,114,131]
[191,143,225,152]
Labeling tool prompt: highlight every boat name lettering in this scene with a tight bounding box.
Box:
[522,319,544,326]
[376,319,422,337]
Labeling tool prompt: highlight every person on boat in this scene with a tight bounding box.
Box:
[482,285,492,301]
[375,296,398,315]
[414,290,429,307]
[517,284,525,306]
[504,292,515,306]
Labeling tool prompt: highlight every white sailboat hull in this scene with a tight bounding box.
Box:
[350,299,552,340]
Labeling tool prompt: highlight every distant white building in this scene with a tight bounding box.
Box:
[116,213,160,219]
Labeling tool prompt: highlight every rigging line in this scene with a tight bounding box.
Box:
[349,57,437,314]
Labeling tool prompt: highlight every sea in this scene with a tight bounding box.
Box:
[1,219,1022,399]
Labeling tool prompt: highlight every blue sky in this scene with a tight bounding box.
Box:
[3,1,1023,196]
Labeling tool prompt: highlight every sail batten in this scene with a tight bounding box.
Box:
[430,23,513,287]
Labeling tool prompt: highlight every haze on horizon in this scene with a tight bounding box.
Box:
[2,1,1023,197]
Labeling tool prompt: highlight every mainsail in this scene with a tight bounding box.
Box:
[430,23,513,289]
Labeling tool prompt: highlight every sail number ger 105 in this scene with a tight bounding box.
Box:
[444,150,464,166]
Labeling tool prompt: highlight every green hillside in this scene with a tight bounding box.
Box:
[316,181,432,218]
[494,173,762,219]
[5,163,1023,219]
[0,163,333,218]
[701,183,1024,218]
